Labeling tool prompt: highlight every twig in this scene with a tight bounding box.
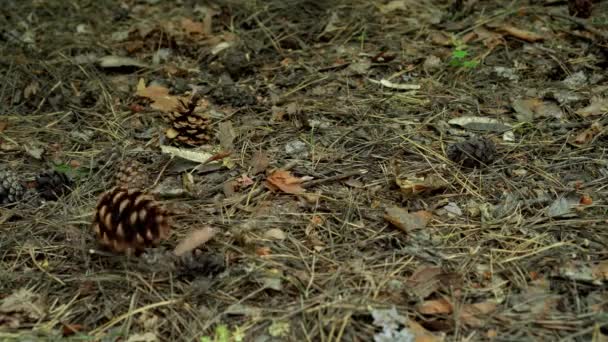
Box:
[302,169,368,188]
[546,11,608,41]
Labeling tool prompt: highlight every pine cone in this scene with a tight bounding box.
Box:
[447,137,497,168]
[115,161,148,189]
[0,169,25,205]
[163,94,213,146]
[92,187,171,255]
[177,251,225,279]
[36,170,73,200]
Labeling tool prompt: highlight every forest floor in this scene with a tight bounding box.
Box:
[1,0,608,341]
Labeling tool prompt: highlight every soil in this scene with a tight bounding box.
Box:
[1,0,608,341]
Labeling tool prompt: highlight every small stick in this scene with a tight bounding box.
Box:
[546,11,608,41]
[302,169,368,188]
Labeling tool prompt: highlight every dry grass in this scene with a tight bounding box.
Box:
[1,0,608,341]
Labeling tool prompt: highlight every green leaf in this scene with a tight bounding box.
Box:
[452,49,468,59]
[462,60,479,68]
[53,163,73,174]
[215,325,230,342]
[200,337,211,342]
[268,321,290,337]
[449,59,462,67]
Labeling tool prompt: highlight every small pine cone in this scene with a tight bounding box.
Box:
[0,169,25,205]
[447,137,497,168]
[115,161,148,189]
[177,251,225,279]
[36,170,73,200]
[163,94,213,146]
[92,187,171,255]
[164,111,213,146]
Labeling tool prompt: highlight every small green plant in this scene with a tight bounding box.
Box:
[53,162,89,179]
[449,46,479,69]
[200,324,244,342]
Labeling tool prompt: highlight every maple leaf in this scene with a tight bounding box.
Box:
[265,170,306,194]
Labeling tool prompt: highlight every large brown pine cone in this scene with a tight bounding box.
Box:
[0,169,25,205]
[447,137,497,168]
[163,94,213,146]
[92,187,171,255]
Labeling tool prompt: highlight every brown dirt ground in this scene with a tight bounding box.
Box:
[1,0,608,341]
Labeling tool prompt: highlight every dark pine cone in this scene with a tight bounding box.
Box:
[92,187,171,255]
[36,170,73,200]
[177,251,226,279]
[0,169,25,205]
[115,161,148,189]
[568,0,592,18]
[163,95,213,146]
[447,137,497,168]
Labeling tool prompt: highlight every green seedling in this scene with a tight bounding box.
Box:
[200,324,243,342]
[450,46,479,69]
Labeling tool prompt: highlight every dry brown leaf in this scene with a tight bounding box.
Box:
[417,297,453,315]
[264,228,287,241]
[498,24,544,42]
[181,18,204,35]
[396,174,448,196]
[173,227,216,256]
[592,260,608,281]
[573,122,602,145]
[408,319,444,342]
[384,207,432,232]
[251,151,270,175]
[429,31,452,46]
[135,79,185,113]
[576,98,608,117]
[0,121,7,133]
[218,121,236,151]
[266,170,306,194]
[406,266,443,299]
[460,300,497,327]
[256,246,271,256]
[62,323,85,337]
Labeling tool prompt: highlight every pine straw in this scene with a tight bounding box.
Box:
[2,0,608,341]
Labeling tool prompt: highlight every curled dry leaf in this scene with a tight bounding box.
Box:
[174,227,216,256]
[264,228,286,240]
[573,122,602,145]
[406,266,442,299]
[384,207,432,232]
[180,18,205,36]
[417,297,453,315]
[576,98,608,117]
[407,319,444,342]
[592,260,608,282]
[396,174,449,196]
[160,145,213,164]
[460,300,497,327]
[266,170,306,194]
[251,151,270,174]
